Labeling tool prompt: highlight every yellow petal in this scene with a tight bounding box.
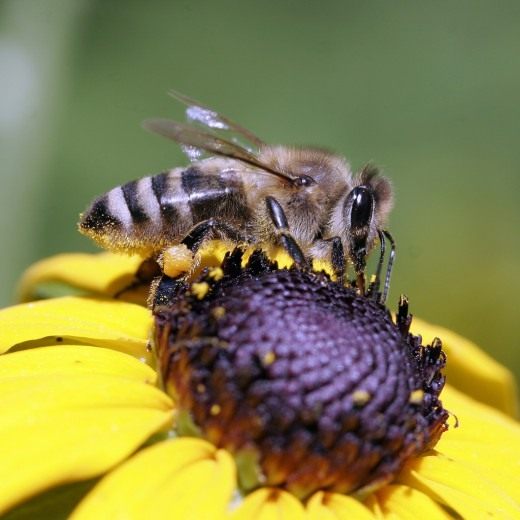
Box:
[440,385,520,446]
[306,491,374,519]
[0,347,173,515]
[364,484,451,519]
[398,452,520,518]
[0,409,171,515]
[434,385,520,502]
[437,438,520,504]
[0,296,152,359]
[393,385,520,517]
[17,252,145,303]
[231,488,305,520]
[411,317,518,416]
[0,344,156,381]
[71,438,235,520]
[0,372,171,428]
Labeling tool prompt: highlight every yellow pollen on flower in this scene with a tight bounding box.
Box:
[196,384,206,394]
[208,267,224,281]
[211,306,226,319]
[410,389,425,404]
[352,390,371,406]
[191,282,210,300]
[262,351,276,366]
[210,404,221,416]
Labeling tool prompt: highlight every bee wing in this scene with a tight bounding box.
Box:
[143,118,293,184]
[169,90,266,149]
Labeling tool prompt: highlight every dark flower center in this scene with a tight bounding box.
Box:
[154,249,449,499]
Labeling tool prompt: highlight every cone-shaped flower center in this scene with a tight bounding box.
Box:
[154,250,449,499]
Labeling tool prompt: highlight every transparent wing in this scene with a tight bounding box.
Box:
[143,118,293,184]
[169,90,266,150]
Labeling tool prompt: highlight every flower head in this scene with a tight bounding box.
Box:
[0,245,519,518]
[156,249,449,499]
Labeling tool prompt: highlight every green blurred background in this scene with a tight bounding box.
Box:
[1,0,519,382]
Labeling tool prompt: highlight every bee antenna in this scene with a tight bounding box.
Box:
[381,230,395,304]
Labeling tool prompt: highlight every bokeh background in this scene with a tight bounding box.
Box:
[1,0,519,382]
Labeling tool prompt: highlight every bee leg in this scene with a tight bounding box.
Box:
[381,230,396,305]
[149,272,187,311]
[151,220,245,311]
[265,196,308,267]
[331,238,345,283]
[367,230,386,301]
[181,218,245,252]
[318,237,345,283]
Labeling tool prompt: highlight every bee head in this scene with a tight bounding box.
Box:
[340,165,393,274]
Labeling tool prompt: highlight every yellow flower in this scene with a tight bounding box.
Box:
[1,248,519,519]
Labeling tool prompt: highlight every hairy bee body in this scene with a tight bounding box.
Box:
[79,92,395,301]
[80,148,364,259]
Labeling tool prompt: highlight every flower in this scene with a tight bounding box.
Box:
[155,249,450,500]
[1,246,519,518]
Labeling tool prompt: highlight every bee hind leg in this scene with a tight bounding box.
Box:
[181,218,245,252]
[150,220,246,311]
[265,196,308,268]
[149,273,187,312]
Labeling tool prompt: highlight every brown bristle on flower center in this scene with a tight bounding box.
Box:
[154,249,449,499]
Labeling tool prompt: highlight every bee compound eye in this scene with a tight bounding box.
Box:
[349,186,374,229]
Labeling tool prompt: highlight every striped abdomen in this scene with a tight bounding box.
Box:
[79,160,251,256]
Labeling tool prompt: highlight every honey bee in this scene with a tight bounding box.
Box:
[79,91,395,304]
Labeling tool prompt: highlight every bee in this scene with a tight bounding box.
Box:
[79,91,395,305]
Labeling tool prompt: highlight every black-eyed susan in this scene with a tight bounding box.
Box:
[1,245,519,519]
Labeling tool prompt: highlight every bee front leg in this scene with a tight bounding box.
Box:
[366,229,396,305]
[265,196,308,267]
[381,230,396,305]
[367,230,386,301]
